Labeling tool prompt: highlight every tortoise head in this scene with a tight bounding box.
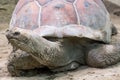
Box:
[6,28,46,53]
[6,27,59,54]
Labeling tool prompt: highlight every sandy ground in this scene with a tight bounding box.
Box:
[0,1,120,80]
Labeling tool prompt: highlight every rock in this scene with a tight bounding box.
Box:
[103,0,120,13]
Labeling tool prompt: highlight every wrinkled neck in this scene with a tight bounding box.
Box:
[30,36,61,57]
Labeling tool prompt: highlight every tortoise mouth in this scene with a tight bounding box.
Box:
[9,38,36,53]
[8,38,29,45]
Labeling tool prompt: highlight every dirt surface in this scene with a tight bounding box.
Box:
[0,0,120,80]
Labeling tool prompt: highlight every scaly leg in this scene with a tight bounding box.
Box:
[87,43,120,68]
[8,49,44,76]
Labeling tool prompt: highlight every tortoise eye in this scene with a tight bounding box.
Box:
[13,32,20,36]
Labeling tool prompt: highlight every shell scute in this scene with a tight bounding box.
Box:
[14,1,39,30]
[41,0,77,27]
[14,0,34,14]
[75,0,107,29]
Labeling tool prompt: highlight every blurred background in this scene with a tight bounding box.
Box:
[0,0,18,31]
[0,0,18,23]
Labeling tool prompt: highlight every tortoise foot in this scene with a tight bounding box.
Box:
[7,50,43,76]
[7,64,28,76]
[7,64,46,76]
[87,44,120,68]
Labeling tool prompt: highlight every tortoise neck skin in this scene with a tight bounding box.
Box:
[6,27,60,54]
[6,27,63,66]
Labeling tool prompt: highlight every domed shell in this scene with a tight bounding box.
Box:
[10,0,112,43]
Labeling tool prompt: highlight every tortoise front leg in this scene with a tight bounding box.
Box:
[87,43,120,68]
[8,49,44,76]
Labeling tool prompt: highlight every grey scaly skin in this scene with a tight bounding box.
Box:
[7,50,44,76]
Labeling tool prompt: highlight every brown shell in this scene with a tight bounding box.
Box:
[10,0,112,43]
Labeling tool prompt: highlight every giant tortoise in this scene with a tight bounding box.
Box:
[6,0,120,76]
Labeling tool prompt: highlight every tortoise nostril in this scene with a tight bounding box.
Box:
[13,32,20,36]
